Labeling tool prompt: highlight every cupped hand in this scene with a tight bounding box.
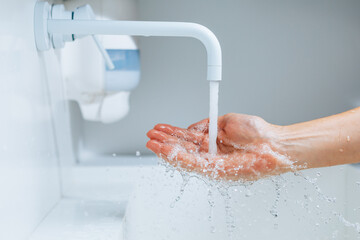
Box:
[146,113,293,181]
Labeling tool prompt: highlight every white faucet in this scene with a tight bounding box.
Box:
[34,2,222,81]
[34,2,222,154]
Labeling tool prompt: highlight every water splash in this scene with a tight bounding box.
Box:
[217,185,235,240]
[292,171,360,235]
[333,212,360,233]
[170,173,190,208]
[207,188,216,233]
[269,177,283,218]
[296,172,336,203]
[158,155,360,238]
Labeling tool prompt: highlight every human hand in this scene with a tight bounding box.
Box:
[146,113,294,181]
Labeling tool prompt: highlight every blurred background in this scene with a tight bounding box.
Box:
[1,0,360,240]
[73,0,360,156]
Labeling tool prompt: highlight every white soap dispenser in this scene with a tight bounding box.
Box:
[62,33,140,124]
[103,35,140,92]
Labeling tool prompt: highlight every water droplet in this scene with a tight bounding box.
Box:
[136,151,141,157]
[170,174,190,208]
[333,212,360,233]
[316,172,321,177]
[347,136,351,142]
[245,189,253,197]
[270,209,278,218]
[339,148,344,153]
[112,153,117,157]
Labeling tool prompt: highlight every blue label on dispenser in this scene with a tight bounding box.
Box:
[104,49,141,92]
[105,49,140,71]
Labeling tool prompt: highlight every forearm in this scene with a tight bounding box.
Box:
[277,107,360,169]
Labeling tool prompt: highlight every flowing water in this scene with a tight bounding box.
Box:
[208,81,219,155]
[170,173,190,208]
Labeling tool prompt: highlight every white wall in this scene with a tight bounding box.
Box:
[0,1,66,239]
[76,0,360,155]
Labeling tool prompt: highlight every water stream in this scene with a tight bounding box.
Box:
[208,81,219,155]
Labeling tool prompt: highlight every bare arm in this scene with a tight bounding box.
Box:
[146,107,360,181]
[277,107,360,169]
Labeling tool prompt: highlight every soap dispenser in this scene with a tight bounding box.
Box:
[62,34,140,123]
[49,4,139,124]
[58,4,140,124]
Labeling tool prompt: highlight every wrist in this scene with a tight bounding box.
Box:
[271,124,323,170]
[265,108,360,171]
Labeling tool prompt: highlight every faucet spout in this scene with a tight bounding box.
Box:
[46,20,222,81]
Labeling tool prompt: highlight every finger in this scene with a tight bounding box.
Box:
[146,141,175,166]
[147,129,179,143]
[146,140,163,154]
[148,139,206,170]
[146,140,178,163]
[153,124,176,135]
[174,129,203,143]
[147,140,234,181]
[187,118,209,132]
[147,129,200,153]
[146,138,195,158]
[159,137,200,153]
[154,124,203,144]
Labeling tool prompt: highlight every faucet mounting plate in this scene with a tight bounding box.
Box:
[34,2,51,51]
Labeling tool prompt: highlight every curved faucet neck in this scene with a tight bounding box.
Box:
[46,20,222,81]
